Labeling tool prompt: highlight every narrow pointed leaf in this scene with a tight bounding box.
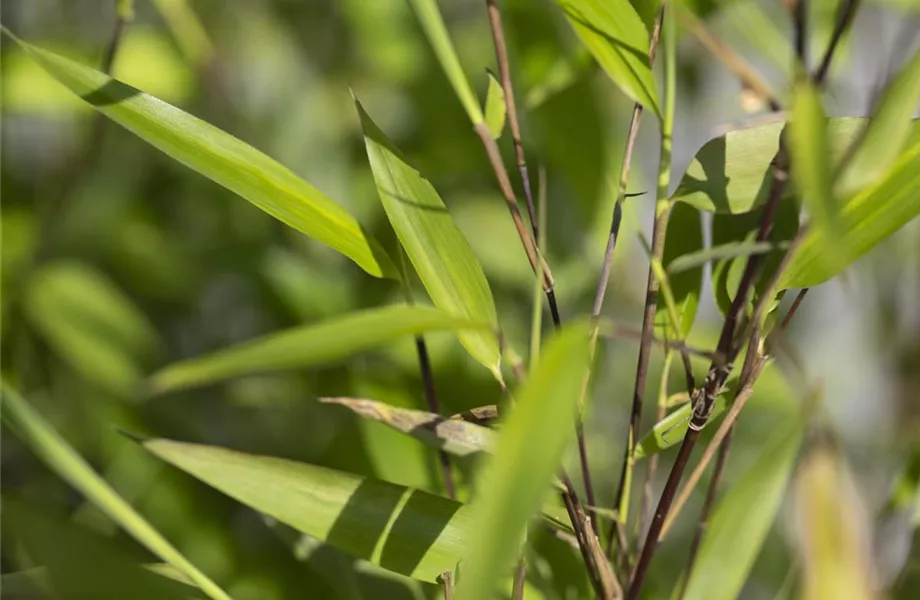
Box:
[11,36,396,279]
[780,139,920,289]
[4,500,205,600]
[406,0,484,124]
[556,0,660,117]
[0,382,230,600]
[357,101,501,375]
[143,438,474,583]
[682,413,804,600]
[838,49,920,195]
[667,240,781,275]
[483,71,506,139]
[673,117,869,213]
[456,322,593,600]
[654,202,703,338]
[794,448,874,600]
[147,305,490,395]
[320,397,495,457]
[634,394,729,459]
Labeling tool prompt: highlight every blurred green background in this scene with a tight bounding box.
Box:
[3,1,920,598]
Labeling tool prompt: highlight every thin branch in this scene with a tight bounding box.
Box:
[794,0,808,71]
[484,0,538,242]
[639,351,673,538]
[414,337,456,500]
[813,0,861,85]
[780,288,809,330]
[674,3,781,111]
[440,571,454,600]
[512,559,526,600]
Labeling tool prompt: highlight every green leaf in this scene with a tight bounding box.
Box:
[634,393,728,459]
[0,381,230,600]
[11,36,396,279]
[456,322,593,600]
[483,71,506,140]
[356,100,501,375]
[142,438,473,583]
[406,0,484,124]
[780,140,920,288]
[673,117,866,213]
[23,261,160,395]
[793,448,874,600]
[147,305,490,395]
[838,49,920,195]
[682,412,805,600]
[655,203,703,338]
[3,500,205,600]
[667,240,782,275]
[320,397,495,457]
[556,0,660,117]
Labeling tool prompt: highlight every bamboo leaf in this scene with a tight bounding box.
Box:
[142,438,474,583]
[838,49,920,195]
[320,397,495,457]
[0,382,231,600]
[667,240,782,275]
[483,71,506,140]
[3,500,205,600]
[655,202,703,338]
[406,0,484,124]
[780,139,920,289]
[682,412,805,600]
[147,305,490,395]
[634,393,729,459]
[673,117,871,214]
[556,0,660,117]
[23,261,160,395]
[356,100,501,376]
[456,321,593,600]
[793,448,875,600]
[10,35,396,279]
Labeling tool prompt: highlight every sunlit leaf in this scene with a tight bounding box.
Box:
[634,393,728,459]
[483,71,507,139]
[143,437,474,583]
[11,36,396,279]
[654,202,703,337]
[320,397,496,457]
[3,500,204,600]
[838,49,920,195]
[147,305,490,395]
[673,117,867,214]
[682,412,804,600]
[667,240,782,275]
[23,261,159,395]
[356,100,501,376]
[456,321,594,600]
[793,448,874,600]
[0,382,230,600]
[556,0,659,117]
[780,140,920,288]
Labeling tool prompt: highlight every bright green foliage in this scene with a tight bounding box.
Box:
[320,397,495,457]
[147,305,490,394]
[483,71,506,140]
[634,394,728,459]
[14,38,397,279]
[0,382,231,600]
[682,412,805,600]
[556,0,660,117]
[24,261,159,395]
[666,240,780,275]
[143,438,473,583]
[456,322,592,600]
[356,100,502,376]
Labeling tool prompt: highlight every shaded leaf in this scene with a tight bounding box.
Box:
[780,140,920,288]
[12,36,396,279]
[667,240,782,275]
[0,381,230,600]
[483,71,506,139]
[634,393,728,459]
[3,500,204,600]
[320,397,495,457]
[655,202,703,338]
[838,49,920,195]
[793,448,875,600]
[673,117,866,213]
[356,100,501,376]
[143,438,473,583]
[556,0,660,117]
[682,412,805,600]
[24,261,159,395]
[456,322,594,600]
[147,305,490,395]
